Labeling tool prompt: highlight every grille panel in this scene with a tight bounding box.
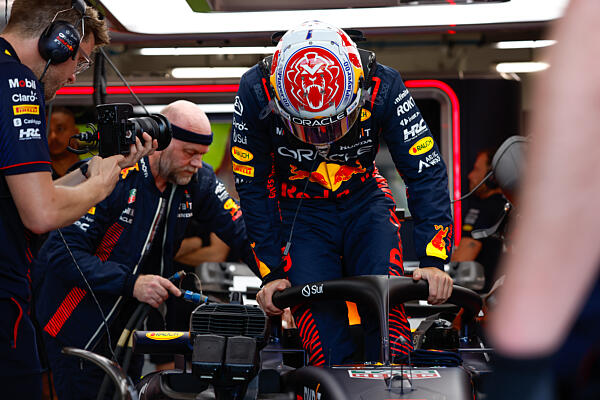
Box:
[190,303,268,346]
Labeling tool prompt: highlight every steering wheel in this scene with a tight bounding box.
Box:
[272,275,482,364]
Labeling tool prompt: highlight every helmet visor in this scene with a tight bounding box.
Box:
[275,93,363,145]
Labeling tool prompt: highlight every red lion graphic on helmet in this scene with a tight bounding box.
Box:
[284,48,344,113]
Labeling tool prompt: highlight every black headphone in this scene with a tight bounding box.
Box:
[38,0,85,65]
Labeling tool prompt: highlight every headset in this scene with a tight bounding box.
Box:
[484,149,499,189]
[37,0,86,79]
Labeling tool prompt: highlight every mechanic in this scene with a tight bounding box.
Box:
[487,0,600,399]
[33,100,238,399]
[47,106,83,179]
[452,149,507,292]
[0,1,153,397]
[233,21,454,366]
[152,178,251,371]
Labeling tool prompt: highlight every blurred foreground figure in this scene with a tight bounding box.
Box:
[487,1,600,399]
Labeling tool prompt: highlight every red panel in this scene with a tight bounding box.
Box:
[56,84,240,95]
[405,80,462,245]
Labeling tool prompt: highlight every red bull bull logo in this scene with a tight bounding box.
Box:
[121,163,139,180]
[426,225,449,259]
[289,161,365,191]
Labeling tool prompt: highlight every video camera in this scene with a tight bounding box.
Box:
[72,103,172,158]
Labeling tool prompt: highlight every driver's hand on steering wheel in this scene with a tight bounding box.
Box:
[413,267,453,305]
[256,278,291,316]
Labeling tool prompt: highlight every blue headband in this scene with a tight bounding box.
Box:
[172,123,213,145]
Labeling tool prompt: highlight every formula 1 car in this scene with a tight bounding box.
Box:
[64,274,492,400]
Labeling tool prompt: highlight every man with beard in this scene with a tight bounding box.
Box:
[452,149,507,292]
[33,100,245,399]
[0,1,154,397]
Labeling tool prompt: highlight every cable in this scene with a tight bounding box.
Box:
[98,47,150,116]
[57,229,117,361]
[451,170,493,204]
[46,101,54,138]
[282,155,318,257]
[98,271,191,400]
[39,59,52,82]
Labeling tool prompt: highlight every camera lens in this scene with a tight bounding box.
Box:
[130,114,172,151]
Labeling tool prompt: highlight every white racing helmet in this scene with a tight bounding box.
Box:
[269,21,365,145]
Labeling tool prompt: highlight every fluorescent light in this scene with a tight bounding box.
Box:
[140,47,276,56]
[494,40,557,49]
[171,67,250,79]
[101,0,570,35]
[133,104,234,114]
[496,62,550,73]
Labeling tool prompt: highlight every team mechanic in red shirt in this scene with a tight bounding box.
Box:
[232,21,454,365]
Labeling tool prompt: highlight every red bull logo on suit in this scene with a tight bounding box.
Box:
[289,161,366,191]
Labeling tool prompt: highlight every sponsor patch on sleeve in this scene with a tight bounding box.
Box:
[409,136,434,156]
[232,161,255,177]
[231,146,254,162]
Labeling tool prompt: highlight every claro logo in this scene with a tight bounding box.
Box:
[409,136,434,156]
[302,284,323,297]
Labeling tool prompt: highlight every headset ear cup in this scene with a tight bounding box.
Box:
[38,21,80,65]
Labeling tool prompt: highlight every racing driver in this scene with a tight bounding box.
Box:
[232,21,454,365]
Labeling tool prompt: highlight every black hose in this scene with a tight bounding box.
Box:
[112,306,149,400]
[97,272,185,399]
[97,303,150,400]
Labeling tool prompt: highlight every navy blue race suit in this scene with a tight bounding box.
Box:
[0,37,50,397]
[33,159,249,399]
[232,63,453,365]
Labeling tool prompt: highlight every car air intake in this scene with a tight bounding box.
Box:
[189,303,268,348]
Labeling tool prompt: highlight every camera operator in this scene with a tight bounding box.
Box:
[33,100,251,400]
[0,1,155,397]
